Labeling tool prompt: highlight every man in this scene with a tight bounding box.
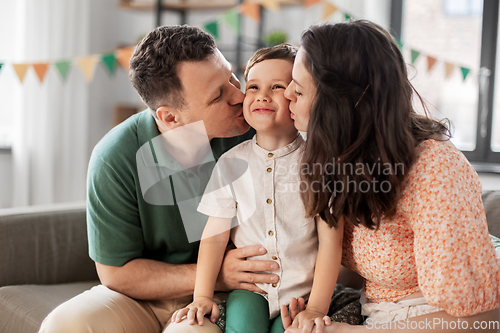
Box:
[39,25,278,333]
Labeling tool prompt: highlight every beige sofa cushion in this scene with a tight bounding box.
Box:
[0,281,97,333]
[482,191,500,238]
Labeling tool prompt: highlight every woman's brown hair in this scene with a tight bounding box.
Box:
[300,20,450,229]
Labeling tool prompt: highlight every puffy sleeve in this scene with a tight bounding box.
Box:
[407,140,500,317]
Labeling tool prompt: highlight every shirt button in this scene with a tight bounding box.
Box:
[266,198,272,204]
[268,230,274,236]
[267,167,272,173]
[272,283,277,288]
[272,256,277,260]
[268,153,274,158]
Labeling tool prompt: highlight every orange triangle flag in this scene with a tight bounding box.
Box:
[32,63,50,83]
[304,0,321,7]
[12,64,29,83]
[322,1,339,21]
[426,56,437,72]
[260,0,279,11]
[116,46,135,72]
[240,1,261,23]
[444,62,455,79]
[76,55,99,82]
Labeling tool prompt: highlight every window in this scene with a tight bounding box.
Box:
[444,0,483,16]
[394,0,500,166]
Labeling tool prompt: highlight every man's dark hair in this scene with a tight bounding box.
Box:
[129,25,217,114]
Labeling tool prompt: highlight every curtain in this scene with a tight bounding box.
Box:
[11,0,90,206]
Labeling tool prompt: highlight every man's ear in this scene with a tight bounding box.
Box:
[156,106,182,131]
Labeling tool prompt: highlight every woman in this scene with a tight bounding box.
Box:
[281,20,500,333]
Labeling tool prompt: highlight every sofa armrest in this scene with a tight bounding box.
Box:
[0,202,98,287]
[482,190,500,239]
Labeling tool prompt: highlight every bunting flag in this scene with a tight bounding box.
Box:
[396,39,404,50]
[204,21,219,40]
[76,55,99,82]
[0,1,481,86]
[12,64,29,83]
[239,1,260,23]
[32,63,50,83]
[322,1,338,21]
[260,0,279,11]
[304,0,321,7]
[222,9,240,34]
[54,60,71,81]
[460,67,471,81]
[116,47,135,72]
[101,53,117,75]
[410,49,421,64]
[426,56,437,72]
[444,62,455,79]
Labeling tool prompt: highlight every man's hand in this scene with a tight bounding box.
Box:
[171,296,219,326]
[215,245,279,293]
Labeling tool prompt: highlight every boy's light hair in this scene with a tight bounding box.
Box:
[244,43,298,81]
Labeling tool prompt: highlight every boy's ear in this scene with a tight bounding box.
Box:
[156,106,182,131]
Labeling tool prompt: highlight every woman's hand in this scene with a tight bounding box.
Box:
[291,309,330,333]
[171,296,219,326]
[281,297,307,329]
[285,321,354,333]
[281,297,336,333]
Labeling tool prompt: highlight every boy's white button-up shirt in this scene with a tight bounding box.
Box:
[198,134,318,318]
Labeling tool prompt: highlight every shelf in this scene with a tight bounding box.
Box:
[120,0,237,11]
[119,0,303,11]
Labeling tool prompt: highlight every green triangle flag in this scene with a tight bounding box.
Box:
[54,60,71,80]
[395,39,403,50]
[0,63,3,75]
[344,13,352,21]
[410,49,421,64]
[204,21,219,40]
[222,9,240,34]
[101,53,117,75]
[460,67,471,81]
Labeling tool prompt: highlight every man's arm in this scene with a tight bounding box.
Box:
[96,244,280,301]
[96,260,196,300]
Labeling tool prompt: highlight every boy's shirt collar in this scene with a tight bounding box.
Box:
[251,133,304,160]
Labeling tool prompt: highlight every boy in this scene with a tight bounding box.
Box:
[168,44,344,333]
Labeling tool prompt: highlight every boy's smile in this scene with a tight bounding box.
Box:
[252,107,275,114]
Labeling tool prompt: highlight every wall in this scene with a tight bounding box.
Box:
[0,0,398,208]
[0,153,12,208]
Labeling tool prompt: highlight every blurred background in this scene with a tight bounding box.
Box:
[0,0,499,208]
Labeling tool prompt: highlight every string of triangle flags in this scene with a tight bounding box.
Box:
[0,0,477,85]
[0,47,135,84]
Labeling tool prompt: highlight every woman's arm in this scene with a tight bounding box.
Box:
[290,217,344,331]
[171,216,232,325]
[284,307,500,333]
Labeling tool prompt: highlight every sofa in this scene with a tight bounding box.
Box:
[1,191,500,333]
[0,202,99,333]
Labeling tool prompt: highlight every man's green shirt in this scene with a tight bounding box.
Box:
[87,110,253,266]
